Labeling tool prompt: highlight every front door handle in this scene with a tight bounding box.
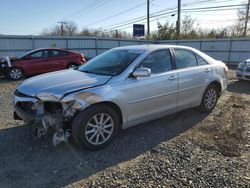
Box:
[204,68,211,73]
[168,75,178,80]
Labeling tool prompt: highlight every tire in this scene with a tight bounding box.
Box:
[7,67,24,80]
[67,63,78,70]
[71,104,119,150]
[199,84,219,112]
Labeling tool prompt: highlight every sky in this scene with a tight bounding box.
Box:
[0,0,246,35]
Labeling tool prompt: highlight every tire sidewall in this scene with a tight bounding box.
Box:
[72,104,119,150]
[200,85,219,112]
[7,67,24,80]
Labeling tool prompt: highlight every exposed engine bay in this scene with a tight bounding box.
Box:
[0,56,12,75]
[0,56,12,67]
[13,89,103,146]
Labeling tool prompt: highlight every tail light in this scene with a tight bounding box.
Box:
[224,65,228,72]
[80,54,86,63]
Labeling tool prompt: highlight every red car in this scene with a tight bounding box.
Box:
[0,48,86,80]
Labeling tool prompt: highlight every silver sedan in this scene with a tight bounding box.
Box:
[236,59,250,81]
[13,45,228,150]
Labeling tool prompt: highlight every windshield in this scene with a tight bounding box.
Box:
[17,49,37,59]
[78,49,144,76]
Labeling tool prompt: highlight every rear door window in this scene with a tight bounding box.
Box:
[50,50,67,57]
[174,49,197,69]
[195,54,208,66]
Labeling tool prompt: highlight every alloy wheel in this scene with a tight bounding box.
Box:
[204,88,217,109]
[84,113,114,145]
[10,69,22,80]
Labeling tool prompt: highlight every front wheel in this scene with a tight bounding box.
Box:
[71,104,119,150]
[67,63,78,70]
[199,85,219,112]
[7,67,24,80]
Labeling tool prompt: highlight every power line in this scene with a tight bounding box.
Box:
[196,19,238,22]
[101,2,180,29]
[184,11,239,15]
[85,1,153,27]
[100,7,178,30]
[182,0,234,6]
[183,7,244,13]
[97,14,239,35]
[70,0,113,20]
[183,3,246,11]
[101,3,245,32]
[101,10,177,32]
[64,0,99,20]
[52,1,246,36]
[182,0,216,6]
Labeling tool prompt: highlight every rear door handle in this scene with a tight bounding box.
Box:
[168,75,178,81]
[204,68,211,73]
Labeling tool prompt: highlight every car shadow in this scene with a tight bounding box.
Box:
[0,76,22,85]
[227,80,250,94]
[0,108,208,187]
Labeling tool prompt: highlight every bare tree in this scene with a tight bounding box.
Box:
[181,15,196,37]
[41,21,78,36]
[230,8,247,37]
[79,28,92,36]
[64,21,78,36]
[78,27,132,38]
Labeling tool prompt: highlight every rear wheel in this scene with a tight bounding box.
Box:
[67,63,78,70]
[199,84,219,112]
[71,104,119,150]
[7,67,24,80]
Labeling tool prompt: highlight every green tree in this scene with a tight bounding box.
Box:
[152,21,176,40]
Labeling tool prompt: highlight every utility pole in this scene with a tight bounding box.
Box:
[176,0,181,39]
[115,29,118,38]
[58,21,66,36]
[147,0,150,36]
[244,0,250,37]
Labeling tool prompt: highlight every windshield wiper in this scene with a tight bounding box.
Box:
[80,70,96,74]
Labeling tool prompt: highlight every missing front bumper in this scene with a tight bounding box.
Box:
[14,101,73,146]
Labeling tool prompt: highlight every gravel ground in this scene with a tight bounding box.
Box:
[0,69,249,188]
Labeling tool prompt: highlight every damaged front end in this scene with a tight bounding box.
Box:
[0,56,12,75]
[13,90,85,145]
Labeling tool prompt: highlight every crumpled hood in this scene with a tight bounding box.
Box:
[17,69,112,98]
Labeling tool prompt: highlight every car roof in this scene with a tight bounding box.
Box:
[26,48,79,55]
[31,48,69,51]
[115,44,195,51]
[116,44,217,64]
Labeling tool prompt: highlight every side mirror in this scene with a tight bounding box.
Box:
[132,68,151,78]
